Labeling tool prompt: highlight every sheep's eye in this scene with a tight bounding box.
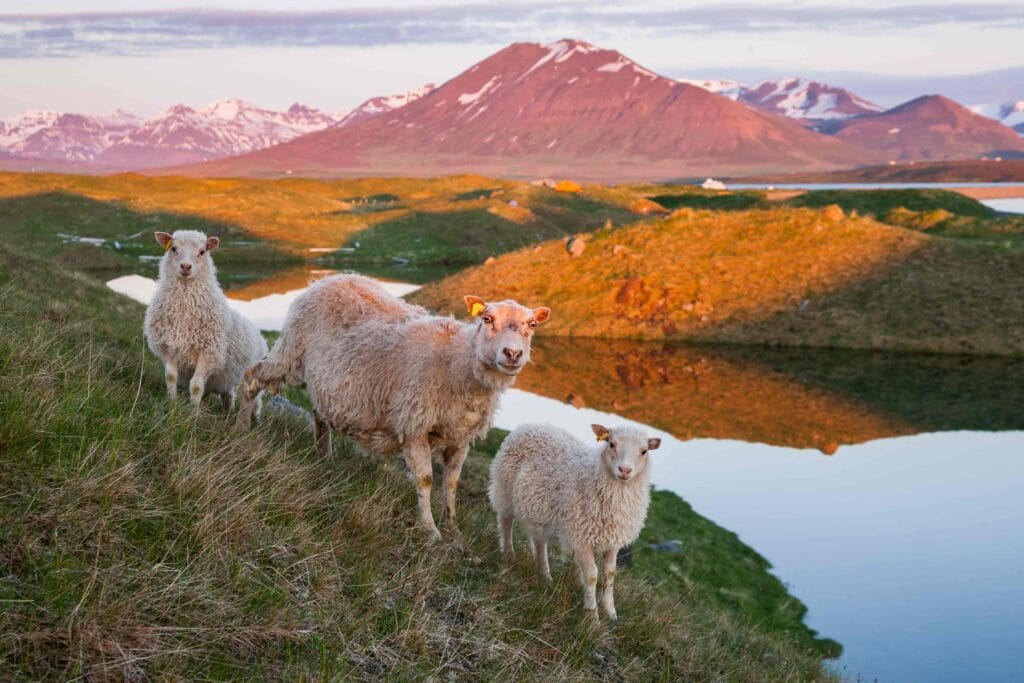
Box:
[641,450,648,456]
[199,250,205,256]
[528,320,537,329]
[481,315,493,325]
[171,246,177,253]
[609,442,616,449]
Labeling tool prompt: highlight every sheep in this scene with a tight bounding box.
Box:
[236,273,551,541]
[143,230,268,409]
[488,423,661,619]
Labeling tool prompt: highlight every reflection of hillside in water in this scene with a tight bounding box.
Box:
[517,338,1024,450]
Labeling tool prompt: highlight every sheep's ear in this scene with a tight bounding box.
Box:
[647,437,662,451]
[155,232,173,250]
[591,424,610,442]
[464,295,486,317]
[533,307,551,324]
[206,236,220,251]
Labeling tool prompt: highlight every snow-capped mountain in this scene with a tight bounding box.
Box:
[678,79,746,100]
[336,84,437,127]
[740,78,883,122]
[97,99,340,168]
[0,99,343,170]
[180,39,871,180]
[969,100,1024,134]
[0,109,140,162]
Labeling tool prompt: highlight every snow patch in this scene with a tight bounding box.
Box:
[458,76,500,106]
[597,60,627,73]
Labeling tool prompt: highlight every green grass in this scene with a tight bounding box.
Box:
[782,189,995,217]
[0,190,300,285]
[0,240,838,680]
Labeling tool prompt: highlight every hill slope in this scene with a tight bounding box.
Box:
[172,40,874,181]
[0,241,838,679]
[409,207,1024,356]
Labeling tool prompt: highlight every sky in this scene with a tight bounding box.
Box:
[1,0,1023,118]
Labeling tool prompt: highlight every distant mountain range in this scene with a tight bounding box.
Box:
[2,39,1022,179]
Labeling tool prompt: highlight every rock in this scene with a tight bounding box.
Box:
[648,540,684,554]
[392,257,410,265]
[819,442,840,456]
[612,244,626,255]
[508,199,519,207]
[822,204,845,222]
[566,236,585,257]
[483,256,497,266]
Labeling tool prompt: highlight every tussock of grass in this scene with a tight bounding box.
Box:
[0,242,837,680]
[411,207,1024,355]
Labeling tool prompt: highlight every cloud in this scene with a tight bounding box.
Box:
[1,2,1022,58]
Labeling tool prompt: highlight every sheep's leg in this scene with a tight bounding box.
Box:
[600,548,618,620]
[313,411,332,457]
[164,360,179,401]
[220,389,235,411]
[574,545,600,616]
[189,355,212,406]
[235,364,267,429]
[534,538,551,582]
[403,436,441,541]
[440,445,469,534]
[498,514,514,555]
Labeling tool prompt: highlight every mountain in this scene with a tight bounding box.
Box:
[739,78,883,123]
[832,95,1024,160]
[96,99,338,168]
[336,84,436,128]
[0,110,140,162]
[970,100,1024,134]
[0,100,340,170]
[171,40,874,181]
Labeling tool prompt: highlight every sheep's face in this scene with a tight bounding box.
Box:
[592,424,660,482]
[155,231,219,281]
[465,295,551,376]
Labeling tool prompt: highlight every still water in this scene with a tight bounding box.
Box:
[106,206,1024,681]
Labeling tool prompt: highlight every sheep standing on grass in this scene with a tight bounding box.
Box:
[489,423,660,619]
[144,230,268,409]
[236,274,551,541]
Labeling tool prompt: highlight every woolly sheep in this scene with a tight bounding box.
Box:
[489,423,661,619]
[143,230,268,409]
[236,274,551,541]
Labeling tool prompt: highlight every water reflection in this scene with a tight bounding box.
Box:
[515,337,1024,449]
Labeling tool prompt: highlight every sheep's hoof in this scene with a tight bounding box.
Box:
[425,528,442,543]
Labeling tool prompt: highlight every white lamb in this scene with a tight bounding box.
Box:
[143,230,268,409]
[489,423,661,619]
[236,274,551,541]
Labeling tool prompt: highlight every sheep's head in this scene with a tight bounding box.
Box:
[592,424,660,482]
[155,230,219,281]
[464,295,550,376]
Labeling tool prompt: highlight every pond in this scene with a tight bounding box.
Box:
[105,240,1024,682]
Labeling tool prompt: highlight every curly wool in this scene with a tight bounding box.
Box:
[143,230,267,402]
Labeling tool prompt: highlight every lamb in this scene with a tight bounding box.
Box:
[489,423,661,619]
[143,230,268,409]
[236,273,551,541]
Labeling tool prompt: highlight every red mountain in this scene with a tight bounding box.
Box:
[833,95,1024,160]
[172,40,876,181]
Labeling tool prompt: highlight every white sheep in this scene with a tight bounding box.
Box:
[143,230,268,409]
[489,423,661,619]
[236,274,551,540]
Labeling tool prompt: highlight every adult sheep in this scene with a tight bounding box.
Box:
[237,274,550,541]
[144,230,268,409]
[489,423,660,619]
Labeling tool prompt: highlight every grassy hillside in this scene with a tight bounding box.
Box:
[0,242,838,679]
[0,172,654,267]
[410,207,1024,356]
[736,159,1024,183]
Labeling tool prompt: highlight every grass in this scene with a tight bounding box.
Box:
[410,206,1024,356]
[0,240,838,679]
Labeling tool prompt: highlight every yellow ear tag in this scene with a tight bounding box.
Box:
[163,239,173,252]
[471,302,485,317]
[596,433,608,442]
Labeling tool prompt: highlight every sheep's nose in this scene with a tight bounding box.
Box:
[618,465,632,477]
[502,348,523,363]
[180,263,192,273]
